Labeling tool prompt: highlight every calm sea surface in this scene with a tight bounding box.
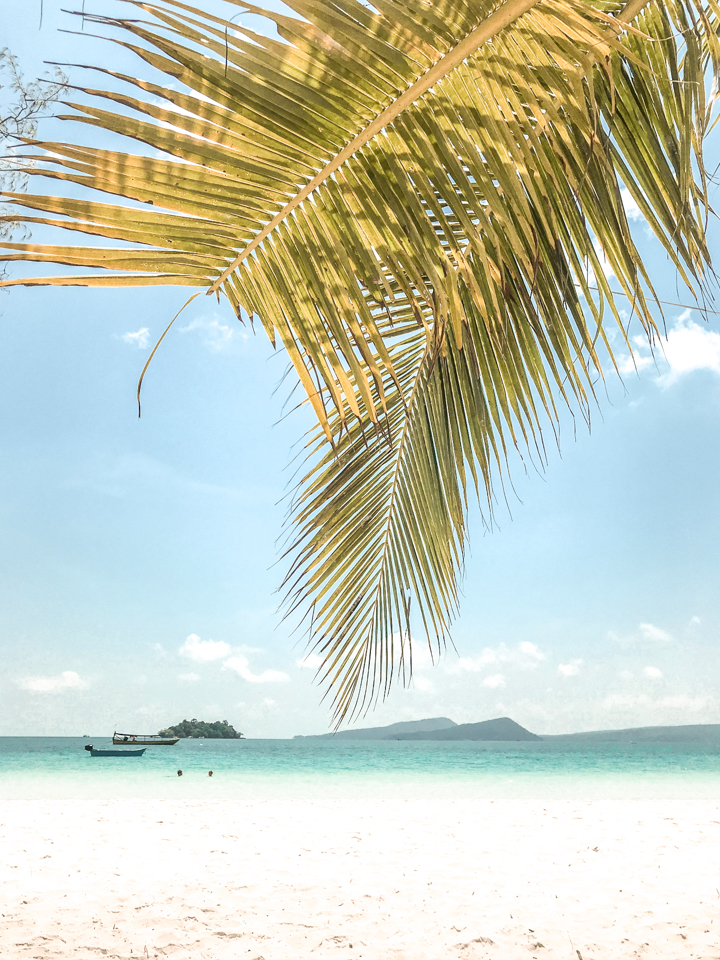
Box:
[1,737,720,800]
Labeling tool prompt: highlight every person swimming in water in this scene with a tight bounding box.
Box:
[177,769,183,777]
[208,770,213,777]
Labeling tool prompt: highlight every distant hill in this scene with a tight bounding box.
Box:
[545,723,720,743]
[294,717,720,743]
[294,717,457,740]
[395,717,540,741]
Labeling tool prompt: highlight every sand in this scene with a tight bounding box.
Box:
[1,798,719,959]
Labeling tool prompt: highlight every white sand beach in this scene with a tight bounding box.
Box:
[1,798,719,959]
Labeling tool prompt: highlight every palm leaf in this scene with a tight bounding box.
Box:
[1,0,718,719]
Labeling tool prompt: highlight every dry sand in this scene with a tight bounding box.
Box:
[1,798,719,959]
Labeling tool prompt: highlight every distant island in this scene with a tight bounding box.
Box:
[159,719,244,739]
[295,717,457,740]
[545,723,720,743]
[295,716,538,741]
[296,716,720,742]
[395,717,540,741]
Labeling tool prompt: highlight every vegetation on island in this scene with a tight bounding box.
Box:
[2,0,719,721]
[159,719,244,739]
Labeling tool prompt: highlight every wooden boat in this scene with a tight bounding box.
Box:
[84,745,146,757]
[112,732,179,746]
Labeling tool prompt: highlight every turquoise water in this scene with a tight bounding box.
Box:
[2,737,720,800]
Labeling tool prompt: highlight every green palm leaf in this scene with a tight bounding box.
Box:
[1,0,718,719]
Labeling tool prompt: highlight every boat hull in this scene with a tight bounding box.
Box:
[89,748,146,757]
[113,734,179,746]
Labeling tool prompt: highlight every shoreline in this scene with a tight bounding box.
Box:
[1,798,718,958]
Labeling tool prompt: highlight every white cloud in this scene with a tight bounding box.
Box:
[610,623,673,645]
[603,692,707,714]
[519,641,545,662]
[638,622,672,643]
[619,669,634,680]
[620,187,643,222]
[558,659,582,677]
[408,642,437,669]
[689,616,701,627]
[643,666,663,679]
[618,337,655,376]
[296,653,324,670]
[181,315,241,350]
[178,633,231,663]
[593,241,615,280]
[223,655,289,684]
[122,327,150,349]
[483,673,506,689]
[448,649,499,674]
[380,633,436,671]
[16,670,87,693]
[447,642,544,676]
[603,693,652,710]
[413,676,433,692]
[178,672,200,682]
[660,695,705,712]
[660,313,720,385]
[620,312,720,385]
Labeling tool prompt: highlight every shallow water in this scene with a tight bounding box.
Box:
[1,736,720,800]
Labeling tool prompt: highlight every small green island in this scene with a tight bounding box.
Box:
[158,719,244,739]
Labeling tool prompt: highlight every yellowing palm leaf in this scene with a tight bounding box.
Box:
[1,0,718,719]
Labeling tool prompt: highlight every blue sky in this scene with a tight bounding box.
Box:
[2,0,720,736]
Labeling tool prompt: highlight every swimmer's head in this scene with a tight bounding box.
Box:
[177,769,183,777]
[208,770,213,777]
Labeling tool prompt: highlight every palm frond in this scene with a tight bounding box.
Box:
[1,0,718,718]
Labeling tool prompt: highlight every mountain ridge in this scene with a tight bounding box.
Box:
[295,718,720,742]
[544,723,720,742]
[294,717,457,740]
[394,717,539,741]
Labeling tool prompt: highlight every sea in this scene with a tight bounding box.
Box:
[1,737,720,800]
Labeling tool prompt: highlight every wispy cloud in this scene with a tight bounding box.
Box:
[121,327,150,349]
[447,641,545,675]
[178,672,200,682]
[603,693,652,710]
[603,692,706,713]
[638,622,672,642]
[483,673,506,689]
[519,641,545,662]
[658,314,720,384]
[610,622,673,645]
[620,312,720,384]
[660,695,705,711]
[180,314,243,350]
[16,670,87,693]
[558,659,583,677]
[178,633,231,663]
[620,187,643,222]
[592,241,615,280]
[447,648,500,674]
[643,666,663,679]
[223,655,289,684]
[296,653,324,670]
